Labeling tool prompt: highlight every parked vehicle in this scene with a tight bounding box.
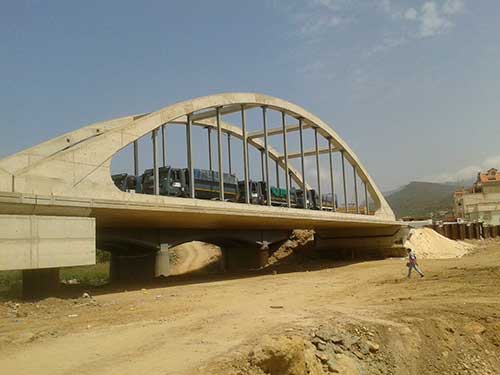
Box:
[111,166,319,209]
[111,173,137,193]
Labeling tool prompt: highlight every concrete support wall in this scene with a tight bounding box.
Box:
[0,215,95,271]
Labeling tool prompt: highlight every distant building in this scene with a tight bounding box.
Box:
[454,168,500,225]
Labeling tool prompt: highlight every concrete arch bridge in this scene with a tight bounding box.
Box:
[0,93,405,295]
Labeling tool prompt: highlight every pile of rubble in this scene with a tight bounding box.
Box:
[266,230,315,266]
[306,323,389,374]
[214,322,394,375]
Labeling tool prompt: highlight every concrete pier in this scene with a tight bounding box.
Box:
[22,268,60,299]
[155,245,170,277]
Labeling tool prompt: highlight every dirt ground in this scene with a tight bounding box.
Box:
[169,242,222,275]
[0,239,499,375]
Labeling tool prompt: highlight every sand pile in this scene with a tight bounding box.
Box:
[404,228,475,259]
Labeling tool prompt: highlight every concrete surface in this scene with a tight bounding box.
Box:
[0,215,95,271]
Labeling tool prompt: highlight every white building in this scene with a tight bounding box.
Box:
[454,168,500,226]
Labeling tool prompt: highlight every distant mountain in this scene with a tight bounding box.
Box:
[384,181,461,219]
[382,185,405,197]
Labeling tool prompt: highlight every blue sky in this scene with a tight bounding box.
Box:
[1,0,499,191]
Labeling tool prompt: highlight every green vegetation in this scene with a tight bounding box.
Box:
[96,249,111,263]
[0,254,110,294]
[60,250,110,286]
[0,270,22,292]
[385,181,459,219]
[60,262,109,286]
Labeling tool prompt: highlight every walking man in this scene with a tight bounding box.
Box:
[406,247,424,278]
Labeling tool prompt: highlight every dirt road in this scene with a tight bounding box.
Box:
[1,240,499,374]
[169,242,221,275]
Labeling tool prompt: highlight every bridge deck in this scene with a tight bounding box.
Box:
[0,191,402,231]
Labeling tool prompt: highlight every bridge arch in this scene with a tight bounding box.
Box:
[0,93,394,219]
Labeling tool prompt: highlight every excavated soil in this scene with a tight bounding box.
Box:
[0,239,499,375]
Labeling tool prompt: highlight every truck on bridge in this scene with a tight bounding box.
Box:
[112,166,321,209]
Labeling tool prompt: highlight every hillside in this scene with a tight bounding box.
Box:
[385,181,460,218]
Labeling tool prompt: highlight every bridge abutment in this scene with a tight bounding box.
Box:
[0,214,95,299]
[314,226,409,258]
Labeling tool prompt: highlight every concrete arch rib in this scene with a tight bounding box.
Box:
[0,115,144,176]
[1,93,394,219]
